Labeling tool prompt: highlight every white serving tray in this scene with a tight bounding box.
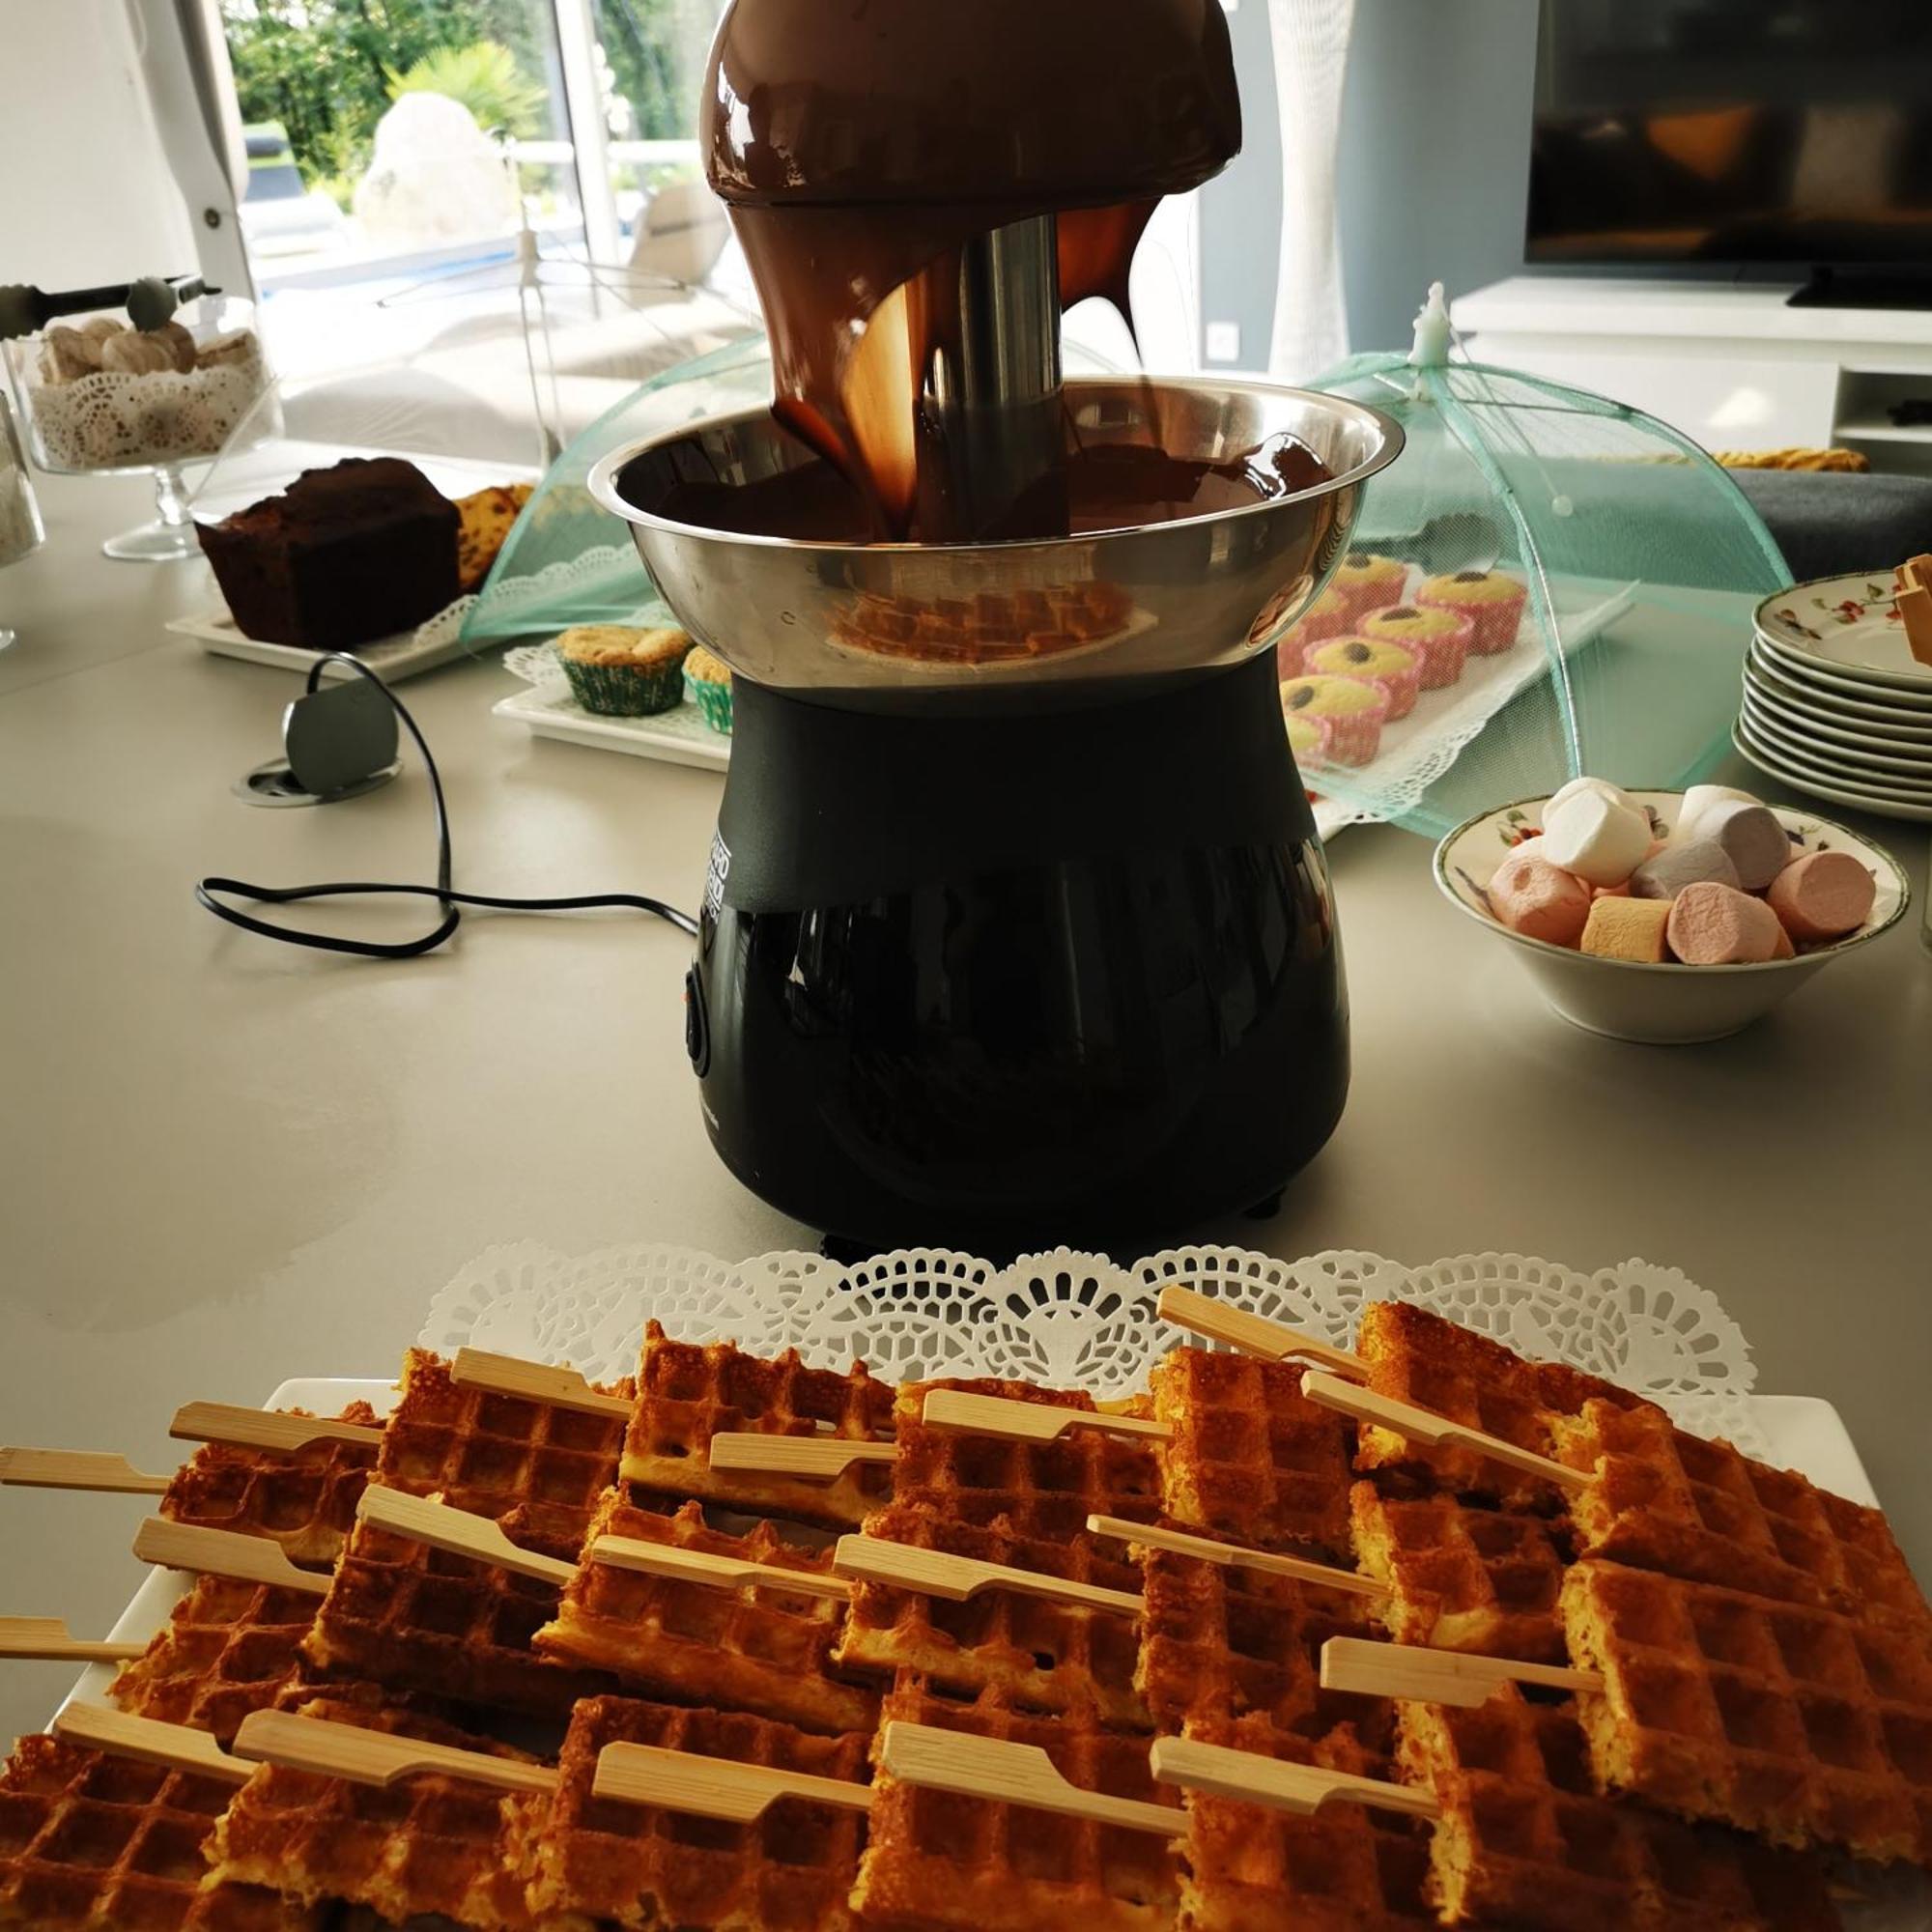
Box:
[167,602,482,683]
[492,682,730,772]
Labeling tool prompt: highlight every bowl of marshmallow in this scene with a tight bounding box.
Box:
[1434,780,1910,1043]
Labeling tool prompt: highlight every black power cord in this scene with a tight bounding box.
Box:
[196,652,697,958]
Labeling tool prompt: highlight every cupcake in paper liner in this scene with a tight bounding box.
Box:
[1416,568,1525,654]
[1280,673,1388,766]
[683,645,734,734]
[1277,582,1355,676]
[1284,709,1332,774]
[554,623,692,716]
[1359,602,1471,689]
[1305,636,1421,720]
[1328,550,1408,618]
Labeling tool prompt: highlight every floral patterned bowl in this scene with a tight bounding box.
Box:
[1433,790,1911,1043]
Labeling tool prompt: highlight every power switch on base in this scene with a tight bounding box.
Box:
[684,966,710,1076]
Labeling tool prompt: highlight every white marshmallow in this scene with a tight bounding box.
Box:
[1676,783,1760,842]
[1539,790,1653,888]
[1546,776,1638,819]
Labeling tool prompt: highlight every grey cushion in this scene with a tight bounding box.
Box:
[1730,469,1932,583]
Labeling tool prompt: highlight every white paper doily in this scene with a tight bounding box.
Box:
[419,1243,1764,1456]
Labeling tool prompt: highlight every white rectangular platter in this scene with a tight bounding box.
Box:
[493,682,731,772]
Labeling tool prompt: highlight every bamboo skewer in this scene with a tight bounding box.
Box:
[169,1403,384,1455]
[1320,1636,1602,1708]
[0,1618,149,1663]
[0,1448,171,1495]
[52,1703,252,1783]
[1154,1287,1370,1382]
[590,1536,853,1602]
[881,1721,1181,1835]
[594,1742,874,1821]
[920,1390,1171,1443]
[450,1350,631,1419]
[354,1488,575,1586]
[1084,1516,1388,1601]
[1297,1372,1587,1492]
[705,1435,899,1481]
[233,1710,558,1795]
[834,1534,1143,1614]
[1149,1735,1440,1822]
[131,1519,330,1595]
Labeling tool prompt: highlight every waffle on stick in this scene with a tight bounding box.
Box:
[1134,1543,1388,1749]
[377,1349,626,1551]
[836,1501,1146,1725]
[207,1696,560,1930]
[536,1490,877,1735]
[301,1504,615,1722]
[1149,1348,1355,1561]
[622,1322,896,1528]
[534,1694,870,1930]
[1397,1690,1843,1931]
[0,1731,316,1931]
[852,1678,1182,1932]
[1552,1400,1932,1629]
[1352,1302,1655,1512]
[1563,1556,1932,1866]
[1350,1481,1572,1664]
[107,1576,319,1746]
[1173,1713,1436,1931]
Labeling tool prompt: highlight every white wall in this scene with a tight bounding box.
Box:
[0,0,199,290]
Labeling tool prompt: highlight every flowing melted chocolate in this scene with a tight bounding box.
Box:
[703,0,1244,542]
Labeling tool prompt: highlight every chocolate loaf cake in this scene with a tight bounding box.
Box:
[197,457,461,649]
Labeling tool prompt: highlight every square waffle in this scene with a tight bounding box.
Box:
[207,1696,557,1929]
[1134,1546,1383,1747]
[107,1576,316,1745]
[161,1402,382,1567]
[1397,1690,1843,1930]
[1350,1481,1571,1663]
[527,1693,869,1929]
[1352,1302,1653,1513]
[301,1510,615,1721]
[621,1322,896,1529]
[1551,1399,1931,1629]
[893,1377,1164,1544]
[852,1678,1181,1932]
[0,1733,316,1930]
[1177,1713,1435,1932]
[376,1349,625,1550]
[1563,1556,1932,1865]
[835,1501,1144,1727]
[1150,1348,1353,1560]
[534,1490,877,1735]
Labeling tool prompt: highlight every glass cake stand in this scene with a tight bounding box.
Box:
[2,293,274,562]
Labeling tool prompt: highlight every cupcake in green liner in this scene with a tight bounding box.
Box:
[683,644,734,734]
[554,623,692,716]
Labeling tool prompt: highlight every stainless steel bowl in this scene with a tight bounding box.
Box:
[586,377,1402,695]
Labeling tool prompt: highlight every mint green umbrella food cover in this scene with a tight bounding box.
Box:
[1295,284,1791,838]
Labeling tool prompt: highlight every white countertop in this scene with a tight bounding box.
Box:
[2,466,1928,1748]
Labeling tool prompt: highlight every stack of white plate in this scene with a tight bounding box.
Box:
[1738,571,1932,823]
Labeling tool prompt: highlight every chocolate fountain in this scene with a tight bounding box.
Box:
[589,0,1402,1250]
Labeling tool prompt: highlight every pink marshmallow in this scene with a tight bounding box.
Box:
[1766,849,1876,945]
[1665,881,1784,965]
[1489,851,1593,949]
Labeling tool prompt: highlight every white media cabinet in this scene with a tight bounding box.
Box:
[1456,276,1932,472]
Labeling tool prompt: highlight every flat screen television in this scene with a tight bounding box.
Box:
[1528,0,1932,285]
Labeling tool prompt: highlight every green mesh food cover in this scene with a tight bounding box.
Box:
[1294,284,1791,837]
[457,337,775,648]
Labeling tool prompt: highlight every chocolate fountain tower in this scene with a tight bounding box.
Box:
[590,0,1402,1250]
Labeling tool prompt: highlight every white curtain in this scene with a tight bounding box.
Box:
[1266,0,1357,381]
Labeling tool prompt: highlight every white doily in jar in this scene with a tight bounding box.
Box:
[419,1242,1763,1455]
[25,338,270,472]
